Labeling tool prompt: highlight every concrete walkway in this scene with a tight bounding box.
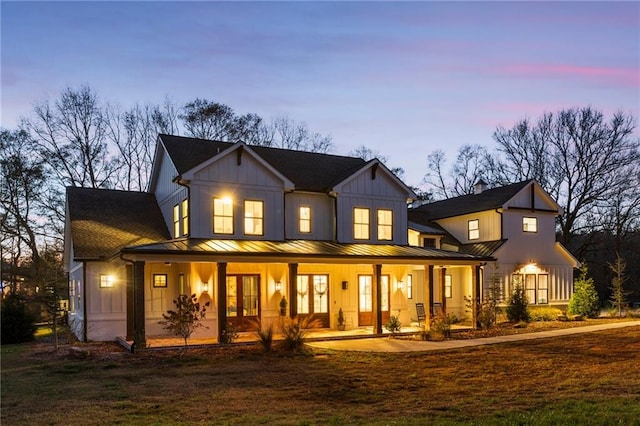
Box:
[306,321,640,353]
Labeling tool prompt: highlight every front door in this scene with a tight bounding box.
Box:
[226,275,260,331]
[358,275,390,326]
[296,275,329,327]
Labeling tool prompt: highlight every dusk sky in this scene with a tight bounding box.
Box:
[2,1,638,188]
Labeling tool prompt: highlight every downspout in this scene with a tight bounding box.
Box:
[329,191,338,242]
[495,208,503,240]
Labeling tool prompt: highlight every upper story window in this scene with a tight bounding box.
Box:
[523,217,538,233]
[244,200,264,236]
[377,209,393,241]
[213,197,234,234]
[353,207,370,240]
[299,206,311,233]
[173,204,180,238]
[181,199,189,236]
[468,219,479,240]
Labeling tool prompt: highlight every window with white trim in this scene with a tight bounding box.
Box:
[181,199,189,236]
[213,197,234,234]
[354,207,370,240]
[523,217,537,233]
[445,274,452,298]
[377,209,393,241]
[407,274,413,299]
[299,206,311,233]
[173,204,180,238]
[244,200,264,236]
[468,219,479,240]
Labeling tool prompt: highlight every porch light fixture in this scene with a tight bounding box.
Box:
[201,281,209,292]
[275,281,282,292]
[341,281,348,290]
[397,280,404,290]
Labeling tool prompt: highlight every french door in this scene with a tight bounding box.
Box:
[358,275,390,326]
[296,275,329,327]
[226,275,260,331]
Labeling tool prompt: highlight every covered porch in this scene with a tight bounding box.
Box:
[119,239,491,349]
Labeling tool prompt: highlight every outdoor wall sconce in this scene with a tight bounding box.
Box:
[397,280,404,290]
[275,281,282,292]
[341,281,348,290]
[201,281,209,292]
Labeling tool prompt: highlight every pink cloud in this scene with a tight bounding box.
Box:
[500,63,639,88]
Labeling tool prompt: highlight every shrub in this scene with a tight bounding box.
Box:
[529,306,563,322]
[219,322,239,344]
[384,315,402,336]
[567,264,600,318]
[430,311,454,340]
[1,293,37,344]
[279,315,322,352]
[251,319,274,351]
[506,282,529,322]
[158,294,210,347]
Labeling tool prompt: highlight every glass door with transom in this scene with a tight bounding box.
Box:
[358,275,390,326]
[226,275,260,331]
[296,275,329,327]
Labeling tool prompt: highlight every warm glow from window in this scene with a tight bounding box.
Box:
[213,197,234,234]
[445,274,452,298]
[299,206,311,233]
[99,274,114,288]
[244,200,264,235]
[468,219,479,240]
[354,207,370,240]
[173,204,180,238]
[377,209,393,240]
[523,217,537,233]
[181,199,189,236]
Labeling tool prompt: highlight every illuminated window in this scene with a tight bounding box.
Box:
[99,274,114,288]
[377,209,393,241]
[468,219,479,240]
[299,206,311,233]
[407,274,413,299]
[213,197,234,234]
[181,199,189,236]
[354,207,370,240]
[153,274,168,288]
[244,200,264,235]
[538,274,548,304]
[525,274,536,304]
[445,274,452,298]
[173,204,180,238]
[523,217,537,233]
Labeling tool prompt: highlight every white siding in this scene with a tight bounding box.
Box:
[85,261,127,341]
[436,210,502,243]
[284,192,335,240]
[335,171,410,244]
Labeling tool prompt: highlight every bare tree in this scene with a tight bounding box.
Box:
[348,145,405,180]
[180,98,236,140]
[492,107,639,251]
[22,85,120,189]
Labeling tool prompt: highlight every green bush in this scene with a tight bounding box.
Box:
[430,312,454,340]
[568,264,600,318]
[384,315,402,336]
[1,293,37,344]
[506,283,529,322]
[529,306,563,321]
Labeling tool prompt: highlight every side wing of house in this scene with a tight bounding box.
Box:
[333,161,416,244]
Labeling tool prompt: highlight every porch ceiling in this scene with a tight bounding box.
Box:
[121,238,493,264]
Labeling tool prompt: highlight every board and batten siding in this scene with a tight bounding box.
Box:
[334,169,411,244]
[284,192,334,240]
[85,261,127,341]
[436,210,502,243]
[504,183,558,211]
[188,152,286,240]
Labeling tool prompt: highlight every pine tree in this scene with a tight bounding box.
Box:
[609,255,628,318]
[567,263,600,318]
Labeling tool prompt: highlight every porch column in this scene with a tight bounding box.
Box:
[373,264,383,334]
[440,267,447,314]
[427,265,434,319]
[217,262,227,341]
[126,264,134,341]
[132,261,146,350]
[288,263,298,318]
[472,265,481,329]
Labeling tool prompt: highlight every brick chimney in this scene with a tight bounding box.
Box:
[474,179,488,194]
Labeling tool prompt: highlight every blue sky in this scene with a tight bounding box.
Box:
[2,1,638,187]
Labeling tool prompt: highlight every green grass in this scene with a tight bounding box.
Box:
[2,326,639,425]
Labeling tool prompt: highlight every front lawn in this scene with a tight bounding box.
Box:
[2,324,639,425]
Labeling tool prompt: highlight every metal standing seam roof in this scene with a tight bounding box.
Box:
[122,238,493,261]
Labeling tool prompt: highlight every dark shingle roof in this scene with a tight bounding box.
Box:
[159,134,368,192]
[66,187,171,260]
[409,180,534,221]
